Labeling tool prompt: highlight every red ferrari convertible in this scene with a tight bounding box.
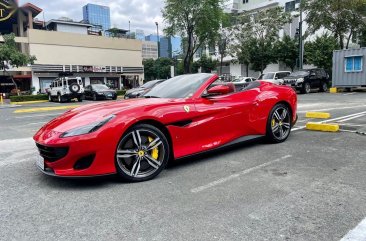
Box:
[34,73,297,182]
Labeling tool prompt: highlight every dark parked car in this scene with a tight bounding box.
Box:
[84,84,117,100]
[124,79,165,99]
[283,69,330,94]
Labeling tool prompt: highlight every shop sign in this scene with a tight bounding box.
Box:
[0,0,16,22]
[82,66,106,73]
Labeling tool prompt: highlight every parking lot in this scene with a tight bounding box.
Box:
[0,92,366,241]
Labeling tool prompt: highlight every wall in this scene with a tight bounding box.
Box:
[56,24,89,35]
[27,29,143,67]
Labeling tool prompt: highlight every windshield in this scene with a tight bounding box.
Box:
[141,80,160,89]
[258,73,275,80]
[144,74,213,98]
[93,85,109,91]
[289,71,309,77]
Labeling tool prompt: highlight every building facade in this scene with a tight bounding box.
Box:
[142,41,158,60]
[0,1,144,95]
[82,3,111,33]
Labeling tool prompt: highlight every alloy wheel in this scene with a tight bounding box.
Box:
[305,83,311,94]
[270,106,291,141]
[116,127,167,179]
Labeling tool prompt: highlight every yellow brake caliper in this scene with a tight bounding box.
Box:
[148,137,159,160]
[272,119,276,127]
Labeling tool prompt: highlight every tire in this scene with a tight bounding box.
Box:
[115,124,170,182]
[77,97,83,102]
[113,96,117,100]
[93,93,97,101]
[57,93,63,103]
[301,82,311,94]
[266,103,292,143]
[48,94,52,102]
[69,83,80,93]
[320,82,328,92]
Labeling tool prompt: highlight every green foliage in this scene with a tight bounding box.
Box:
[0,33,36,71]
[163,0,224,73]
[274,35,299,71]
[116,89,126,96]
[304,34,340,72]
[232,7,292,73]
[143,58,173,81]
[10,94,48,102]
[303,0,366,49]
[192,55,218,73]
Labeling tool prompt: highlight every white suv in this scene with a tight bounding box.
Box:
[48,77,85,103]
[258,71,291,85]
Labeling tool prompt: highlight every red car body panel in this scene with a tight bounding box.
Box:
[34,74,297,177]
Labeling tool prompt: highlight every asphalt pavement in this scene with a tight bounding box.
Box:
[0,92,366,241]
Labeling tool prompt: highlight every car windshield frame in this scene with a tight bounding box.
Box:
[258,73,275,80]
[143,74,214,99]
[289,71,310,77]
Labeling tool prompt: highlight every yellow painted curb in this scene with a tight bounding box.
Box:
[306,122,339,132]
[14,105,80,114]
[305,112,331,119]
[330,87,338,93]
[10,100,49,105]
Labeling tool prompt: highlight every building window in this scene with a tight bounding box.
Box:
[345,56,363,72]
[243,0,249,3]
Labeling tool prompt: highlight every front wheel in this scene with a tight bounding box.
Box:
[266,103,292,143]
[301,82,311,94]
[48,94,52,102]
[320,82,328,92]
[115,124,170,182]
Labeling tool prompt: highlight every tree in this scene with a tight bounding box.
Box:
[274,35,298,71]
[217,13,234,75]
[0,33,36,94]
[143,58,173,81]
[304,34,340,73]
[163,0,224,73]
[232,7,292,73]
[303,0,366,49]
[192,54,218,73]
[143,59,156,81]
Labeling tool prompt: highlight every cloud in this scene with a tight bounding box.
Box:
[18,0,165,35]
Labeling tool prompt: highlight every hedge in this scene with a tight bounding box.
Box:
[116,89,126,96]
[10,94,48,102]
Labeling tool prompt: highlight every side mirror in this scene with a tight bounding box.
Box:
[204,85,231,97]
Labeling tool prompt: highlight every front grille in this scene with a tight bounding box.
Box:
[284,79,297,84]
[36,143,69,163]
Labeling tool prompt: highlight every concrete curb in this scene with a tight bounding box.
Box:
[306,122,340,132]
[305,112,331,119]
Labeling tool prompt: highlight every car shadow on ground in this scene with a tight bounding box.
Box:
[39,137,268,189]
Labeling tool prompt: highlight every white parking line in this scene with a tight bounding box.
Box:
[15,113,60,119]
[191,155,292,193]
[340,217,366,241]
[297,105,366,113]
[337,114,366,123]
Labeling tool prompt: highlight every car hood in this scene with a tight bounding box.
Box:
[126,87,146,95]
[34,98,173,135]
[95,90,116,93]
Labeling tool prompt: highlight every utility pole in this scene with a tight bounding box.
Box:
[155,22,160,58]
[298,0,304,69]
[128,20,130,39]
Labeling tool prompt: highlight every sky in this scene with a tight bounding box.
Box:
[19,0,165,35]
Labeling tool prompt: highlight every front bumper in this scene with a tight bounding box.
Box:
[34,126,124,177]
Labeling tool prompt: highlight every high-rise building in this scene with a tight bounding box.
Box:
[159,37,171,58]
[145,34,159,42]
[171,36,182,57]
[82,3,111,33]
[135,29,145,41]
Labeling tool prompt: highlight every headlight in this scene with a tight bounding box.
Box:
[297,78,304,83]
[98,92,104,95]
[60,115,115,138]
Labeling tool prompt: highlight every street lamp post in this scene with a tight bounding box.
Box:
[155,22,160,58]
[128,20,131,39]
[298,0,304,69]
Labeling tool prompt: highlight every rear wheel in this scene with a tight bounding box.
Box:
[115,124,170,182]
[57,93,63,103]
[320,82,328,92]
[266,104,292,143]
[93,93,97,101]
